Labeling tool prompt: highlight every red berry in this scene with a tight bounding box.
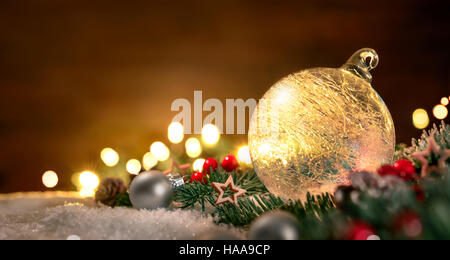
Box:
[346,221,377,240]
[203,158,218,175]
[190,171,208,184]
[393,159,416,181]
[377,165,398,177]
[221,155,240,172]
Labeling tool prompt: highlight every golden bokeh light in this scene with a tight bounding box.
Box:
[201,124,220,146]
[193,158,205,172]
[79,188,96,197]
[100,148,120,167]
[441,97,449,106]
[168,122,184,144]
[433,104,448,120]
[79,171,99,190]
[237,146,252,164]
[126,159,142,175]
[150,141,170,161]
[412,108,430,129]
[42,170,58,188]
[185,137,202,158]
[142,152,158,170]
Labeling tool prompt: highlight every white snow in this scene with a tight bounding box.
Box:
[0,191,242,240]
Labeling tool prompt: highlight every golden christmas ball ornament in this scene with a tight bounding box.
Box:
[248,48,395,201]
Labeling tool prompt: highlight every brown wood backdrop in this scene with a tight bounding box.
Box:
[0,0,449,192]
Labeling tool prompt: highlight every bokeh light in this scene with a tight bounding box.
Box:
[78,171,99,197]
[433,104,448,120]
[79,171,99,190]
[42,170,58,188]
[412,108,429,129]
[142,152,158,170]
[126,159,142,175]
[201,124,220,146]
[67,235,81,240]
[150,141,170,161]
[185,137,202,158]
[168,122,184,144]
[100,148,120,167]
[441,97,449,106]
[193,158,206,172]
[237,146,252,164]
[79,188,96,197]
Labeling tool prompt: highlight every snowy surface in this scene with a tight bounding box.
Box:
[0,192,242,240]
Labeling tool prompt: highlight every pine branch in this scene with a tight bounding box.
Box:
[280,192,335,219]
[214,194,285,226]
[214,192,334,226]
[399,121,450,162]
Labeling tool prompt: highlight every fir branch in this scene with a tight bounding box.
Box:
[214,194,285,226]
[400,121,450,161]
[214,192,334,226]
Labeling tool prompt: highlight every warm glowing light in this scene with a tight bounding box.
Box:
[201,124,220,146]
[67,235,81,240]
[433,104,448,120]
[441,97,449,106]
[274,87,291,105]
[79,188,96,197]
[168,122,184,144]
[126,159,142,175]
[150,141,170,161]
[237,146,252,164]
[142,152,158,170]
[412,108,430,129]
[100,148,120,167]
[79,171,99,190]
[185,137,202,158]
[193,158,206,172]
[42,170,58,188]
[257,143,272,155]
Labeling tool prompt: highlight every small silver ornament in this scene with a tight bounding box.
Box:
[129,170,173,210]
[166,172,185,190]
[248,211,300,240]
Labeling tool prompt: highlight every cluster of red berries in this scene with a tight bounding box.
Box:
[190,155,240,184]
[377,159,417,181]
[346,159,424,240]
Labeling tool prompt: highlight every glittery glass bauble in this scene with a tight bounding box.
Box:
[248,48,395,201]
[129,170,173,210]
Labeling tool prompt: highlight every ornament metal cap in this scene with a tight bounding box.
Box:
[341,48,379,83]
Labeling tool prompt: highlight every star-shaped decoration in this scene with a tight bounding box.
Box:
[163,159,191,176]
[212,175,247,206]
[412,134,450,177]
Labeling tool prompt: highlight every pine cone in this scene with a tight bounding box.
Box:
[95,178,128,207]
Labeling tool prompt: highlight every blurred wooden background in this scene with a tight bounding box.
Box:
[0,0,449,192]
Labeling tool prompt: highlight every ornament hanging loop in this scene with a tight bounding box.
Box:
[341,48,379,83]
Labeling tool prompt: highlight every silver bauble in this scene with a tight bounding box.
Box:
[248,48,395,201]
[248,211,300,240]
[129,170,173,210]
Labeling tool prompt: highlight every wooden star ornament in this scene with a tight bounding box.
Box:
[212,175,247,206]
[412,134,450,177]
